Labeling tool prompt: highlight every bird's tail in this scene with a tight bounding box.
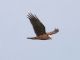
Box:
[47,28,59,35]
[27,37,38,39]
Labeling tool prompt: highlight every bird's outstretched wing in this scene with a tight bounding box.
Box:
[27,13,46,36]
[47,28,59,35]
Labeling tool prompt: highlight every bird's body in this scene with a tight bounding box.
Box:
[27,34,50,40]
[27,13,59,40]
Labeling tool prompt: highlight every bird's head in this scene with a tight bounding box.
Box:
[48,35,52,40]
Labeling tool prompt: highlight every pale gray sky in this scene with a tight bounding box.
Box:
[0,0,80,60]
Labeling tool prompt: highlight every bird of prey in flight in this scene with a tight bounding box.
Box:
[27,13,59,40]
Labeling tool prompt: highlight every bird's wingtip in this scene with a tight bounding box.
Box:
[53,28,59,34]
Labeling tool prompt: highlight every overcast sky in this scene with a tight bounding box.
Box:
[0,0,80,60]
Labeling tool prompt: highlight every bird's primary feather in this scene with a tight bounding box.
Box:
[27,13,46,36]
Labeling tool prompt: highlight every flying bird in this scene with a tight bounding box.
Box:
[27,13,59,40]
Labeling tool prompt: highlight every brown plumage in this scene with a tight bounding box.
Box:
[27,13,59,40]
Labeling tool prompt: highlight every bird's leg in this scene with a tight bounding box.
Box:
[27,37,38,39]
[47,28,59,35]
